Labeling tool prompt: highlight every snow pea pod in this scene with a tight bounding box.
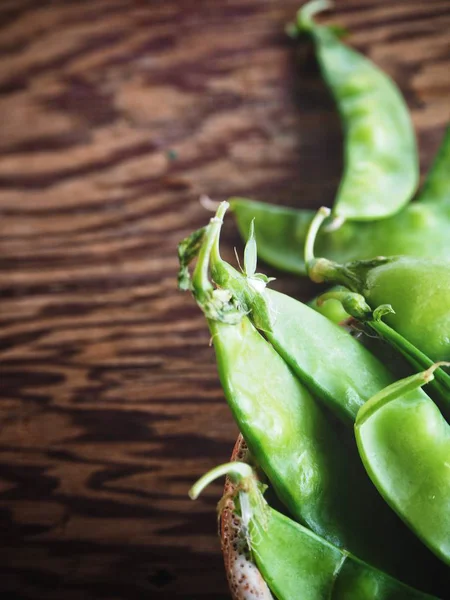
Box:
[190,462,440,600]
[356,364,450,566]
[182,204,384,549]
[179,204,447,593]
[231,125,450,274]
[210,313,366,545]
[291,0,418,221]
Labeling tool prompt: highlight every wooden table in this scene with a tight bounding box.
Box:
[0,1,448,598]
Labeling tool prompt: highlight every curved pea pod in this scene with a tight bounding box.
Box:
[190,462,441,600]
[355,365,450,567]
[291,0,418,221]
[209,313,368,544]
[231,124,450,275]
[195,203,449,595]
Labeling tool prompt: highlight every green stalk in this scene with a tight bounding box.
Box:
[368,320,450,418]
[192,201,229,298]
[305,206,361,288]
[355,364,447,427]
[189,461,253,500]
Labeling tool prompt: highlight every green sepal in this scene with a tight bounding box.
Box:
[177,226,206,290]
[252,273,276,284]
[244,219,257,278]
[312,256,392,290]
[179,202,276,330]
[196,288,244,325]
[317,290,372,320]
[211,218,276,333]
[211,259,274,333]
[373,304,395,322]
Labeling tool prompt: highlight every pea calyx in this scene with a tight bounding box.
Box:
[177,201,246,324]
[208,207,276,332]
[189,461,269,541]
[177,226,206,291]
[317,289,372,320]
[305,205,392,289]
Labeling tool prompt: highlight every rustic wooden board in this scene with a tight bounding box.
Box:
[0,0,448,598]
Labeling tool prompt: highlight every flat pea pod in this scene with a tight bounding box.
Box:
[209,313,366,545]
[190,462,440,600]
[292,0,418,221]
[306,208,450,363]
[231,125,450,275]
[356,364,450,566]
[201,203,448,595]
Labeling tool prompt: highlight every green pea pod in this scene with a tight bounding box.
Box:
[356,364,450,566]
[191,203,448,595]
[180,204,404,561]
[183,204,381,549]
[231,125,450,275]
[291,0,418,220]
[310,286,450,422]
[190,462,441,600]
[306,208,450,364]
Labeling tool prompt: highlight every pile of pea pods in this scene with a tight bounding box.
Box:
[179,2,450,599]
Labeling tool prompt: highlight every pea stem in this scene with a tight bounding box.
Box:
[189,461,253,500]
[369,319,450,418]
[298,0,332,31]
[192,201,229,296]
[210,210,225,270]
[356,362,450,427]
[304,206,330,271]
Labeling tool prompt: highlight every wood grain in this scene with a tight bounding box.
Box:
[0,1,448,598]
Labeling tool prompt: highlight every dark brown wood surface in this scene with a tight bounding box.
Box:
[0,1,448,598]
